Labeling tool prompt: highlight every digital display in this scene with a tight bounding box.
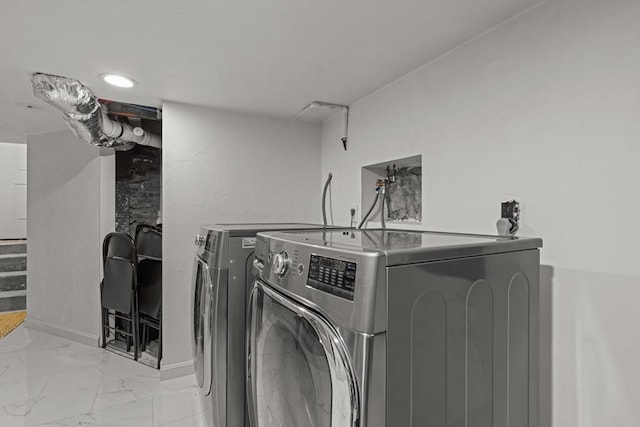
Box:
[307,254,356,301]
[319,258,346,271]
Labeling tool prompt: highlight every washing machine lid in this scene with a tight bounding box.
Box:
[261,229,542,266]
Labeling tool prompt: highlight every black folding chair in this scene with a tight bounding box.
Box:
[100,232,140,360]
[135,224,162,369]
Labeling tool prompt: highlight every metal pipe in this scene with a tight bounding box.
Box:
[322,172,333,227]
[32,72,161,150]
[101,111,162,149]
[341,107,349,150]
[297,101,349,150]
[358,191,380,229]
[380,187,386,229]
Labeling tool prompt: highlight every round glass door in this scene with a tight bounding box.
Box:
[192,257,210,389]
[247,281,359,427]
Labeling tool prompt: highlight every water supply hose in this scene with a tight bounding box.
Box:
[322,173,333,226]
[358,190,380,229]
[380,187,386,229]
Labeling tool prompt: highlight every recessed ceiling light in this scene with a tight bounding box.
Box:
[101,74,136,88]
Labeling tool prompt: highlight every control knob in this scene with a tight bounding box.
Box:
[272,251,289,277]
[195,234,206,246]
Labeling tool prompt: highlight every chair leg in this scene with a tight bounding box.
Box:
[133,312,139,361]
[101,308,108,348]
[126,321,132,353]
[157,314,162,370]
[100,307,107,348]
[141,323,148,353]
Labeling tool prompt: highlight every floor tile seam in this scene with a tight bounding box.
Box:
[1,364,103,391]
[0,344,96,360]
[0,372,51,390]
[155,411,205,426]
[90,376,159,410]
[36,410,99,427]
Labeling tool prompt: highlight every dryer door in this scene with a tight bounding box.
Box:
[192,256,210,390]
[192,257,225,398]
[247,280,359,427]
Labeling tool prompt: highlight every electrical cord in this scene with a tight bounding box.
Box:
[380,187,386,229]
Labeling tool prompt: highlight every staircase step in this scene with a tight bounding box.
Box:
[0,243,26,256]
[0,295,26,312]
[0,274,26,292]
[0,257,26,273]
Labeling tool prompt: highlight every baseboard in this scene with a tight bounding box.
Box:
[24,317,100,348]
[160,360,194,380]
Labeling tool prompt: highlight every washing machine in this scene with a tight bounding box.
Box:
[247,229,542,427]
[191,223,343,427]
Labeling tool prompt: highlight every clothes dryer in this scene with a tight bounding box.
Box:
[191,223,342,427]
[247,229,542,427]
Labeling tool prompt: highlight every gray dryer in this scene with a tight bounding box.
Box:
[191,223,343,427]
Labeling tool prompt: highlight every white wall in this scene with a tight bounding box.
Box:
[321,1,640,426]
[26,130,115,345]
[162,102,321,374]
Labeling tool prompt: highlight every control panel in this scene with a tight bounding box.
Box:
[307,254,356,301]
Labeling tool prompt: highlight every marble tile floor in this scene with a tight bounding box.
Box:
[0,325,205,426]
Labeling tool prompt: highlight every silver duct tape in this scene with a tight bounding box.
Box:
[62,115,99,145]
[105,139,135,151]
[63,116,134,151]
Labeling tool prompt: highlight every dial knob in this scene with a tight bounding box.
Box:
[272,251,289,277]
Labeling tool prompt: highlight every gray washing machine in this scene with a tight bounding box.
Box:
[247,229,542,427]
[191,223,343,427]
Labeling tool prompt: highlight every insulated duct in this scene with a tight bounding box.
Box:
[31,73,161,150]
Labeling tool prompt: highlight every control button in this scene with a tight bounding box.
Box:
[297,264,305,275]
[345,271,356,279]
[309,271,318,279]
[346,263,357,271]
[194,235,206,246]
[310,264,318,271]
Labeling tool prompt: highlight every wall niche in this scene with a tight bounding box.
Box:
[115,120,162,235]
[361,154,422,225]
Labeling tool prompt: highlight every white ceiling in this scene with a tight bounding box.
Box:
[0,0,541,143]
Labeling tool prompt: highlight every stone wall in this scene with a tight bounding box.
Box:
[115,144,162,236]
[386,166,422,222]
